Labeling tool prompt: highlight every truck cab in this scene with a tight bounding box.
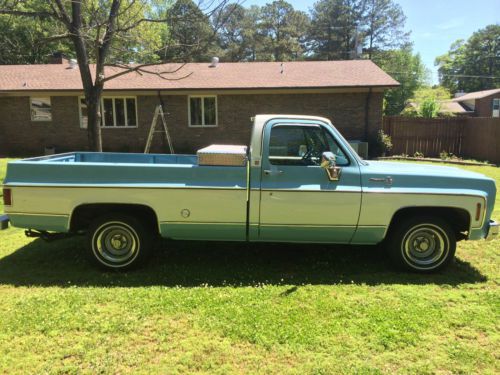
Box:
[248,115,363,243]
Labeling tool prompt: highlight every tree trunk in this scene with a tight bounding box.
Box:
[86,89,103,152]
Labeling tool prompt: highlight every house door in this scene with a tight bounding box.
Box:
[258,120,362,243]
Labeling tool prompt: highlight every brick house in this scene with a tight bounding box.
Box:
[0,60,398,156]
[452,88,500,117]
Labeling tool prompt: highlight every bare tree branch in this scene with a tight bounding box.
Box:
[102,62,192,82]
[52,0,72,25]
[0,0,231,151]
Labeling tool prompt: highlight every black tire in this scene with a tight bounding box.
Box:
[387,215,456,273]
[86,214,152,270]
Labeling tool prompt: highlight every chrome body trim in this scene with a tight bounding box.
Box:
[6,212,69,217]
[4,184,246,190]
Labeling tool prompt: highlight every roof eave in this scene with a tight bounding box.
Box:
[0,83,399,94]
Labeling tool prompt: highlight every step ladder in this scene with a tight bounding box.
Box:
[144,104,174,154]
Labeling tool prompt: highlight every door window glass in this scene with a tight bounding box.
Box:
[269,125,349,166]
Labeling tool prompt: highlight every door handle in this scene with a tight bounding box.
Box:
[264,169,284,175]
[369,176,393,185]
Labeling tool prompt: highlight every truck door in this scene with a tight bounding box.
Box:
[258,120,362,243]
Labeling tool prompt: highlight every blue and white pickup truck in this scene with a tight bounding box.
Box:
[2,115,498,272]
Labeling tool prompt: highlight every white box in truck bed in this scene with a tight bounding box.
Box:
[197,145,248,166]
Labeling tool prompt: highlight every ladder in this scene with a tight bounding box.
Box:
[144,104,174,154]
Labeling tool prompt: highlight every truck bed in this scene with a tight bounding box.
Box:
[4,152,249,239]
[5,152,247,188]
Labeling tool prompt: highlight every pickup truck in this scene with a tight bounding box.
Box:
[2,115,498,272]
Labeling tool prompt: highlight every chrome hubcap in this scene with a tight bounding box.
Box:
[110,234,128,251]
[402,224,448,269]
[93,222,139,266]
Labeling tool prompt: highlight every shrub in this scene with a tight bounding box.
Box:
[414,151,424,158]
[419,98,441,118]
[370,130,393,157]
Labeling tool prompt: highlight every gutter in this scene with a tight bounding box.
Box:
[0,84,399,95]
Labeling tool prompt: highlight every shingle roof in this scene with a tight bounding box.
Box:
[440,100,472,113]
[405,100,472,114]
[452,88,500,102]
[0,60,399,92]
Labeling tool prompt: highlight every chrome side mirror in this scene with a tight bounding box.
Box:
[321,152,342,181]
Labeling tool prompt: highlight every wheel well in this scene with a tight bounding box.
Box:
[70,203,159,234]
[388,207,471,239]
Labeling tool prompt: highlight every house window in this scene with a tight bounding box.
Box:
[189,96,217,127]
[79,97,88,128]
[30,97,52,121]
[79,97,137,128]
[493,98,500,118]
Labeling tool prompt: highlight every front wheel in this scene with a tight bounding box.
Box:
[86,214,152,270]
[387,216,456,273]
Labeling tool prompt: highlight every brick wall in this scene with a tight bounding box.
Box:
[132,92,383,154]
[0,96,87,155]
[0,91,383,156]
[475,93,500,117]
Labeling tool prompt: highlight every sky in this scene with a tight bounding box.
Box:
[244,0,500,84]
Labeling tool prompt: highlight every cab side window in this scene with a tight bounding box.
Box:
[268,125,349,166]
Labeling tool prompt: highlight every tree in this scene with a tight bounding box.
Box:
[435,24,500,93]
[363,0,409,59]
[0,11,72,64]
[410,86,452,105]
[308,0,409,60]
[0,0,228,151]
[162,0,218,62]
[242,5,265,61]
[213,3,246,61]
[373,46,428,115]
[213,3,263,61]
[401,86,455,117]
[308,0,366,60]
[258,0,309,61]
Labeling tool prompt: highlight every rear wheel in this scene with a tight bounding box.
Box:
[86,214,152,270]
[387,216,456,273]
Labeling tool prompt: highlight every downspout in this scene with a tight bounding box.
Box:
[364,87,373,142]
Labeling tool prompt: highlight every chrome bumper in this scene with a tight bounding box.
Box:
[486,220,499,241]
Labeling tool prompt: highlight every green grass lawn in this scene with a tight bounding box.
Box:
[0,158,499,374]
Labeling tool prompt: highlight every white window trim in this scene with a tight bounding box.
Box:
[188,95,218,127]
[30,97,52,122]
[492,98,500,117]
[78,97,87,129]
[78,96,138,129]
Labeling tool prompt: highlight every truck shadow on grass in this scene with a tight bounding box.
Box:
[0,235,487,287]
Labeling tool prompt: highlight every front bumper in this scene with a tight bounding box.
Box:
[486,220,499,241]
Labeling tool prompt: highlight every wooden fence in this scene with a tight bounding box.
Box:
[382,116,500,164]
